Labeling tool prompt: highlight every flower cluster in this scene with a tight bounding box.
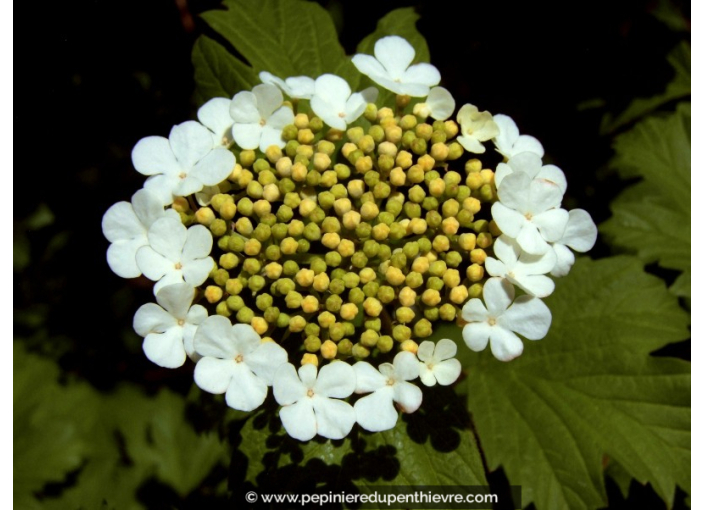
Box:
[103,36,595,439]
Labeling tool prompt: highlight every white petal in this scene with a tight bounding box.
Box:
[253,84,284,119]
[169,121,214,169]
[494,162,512,189]
[143,327,187,368]
[402,63,441,89]
[538,165,567,194]
[225,364,268,411]
[266,106,295,130]
[432,359,462,386]
[511,274,555,298]
[375,36,415,78]
[311,96,346,130]
[354,386,397,432]
[517,223,549,255]
[153,270,184,296]
[393,380,422,413]
[132,136,179,177]
[550,243,575,277]
[259,125,287,153]
[457,135,486,154]
[416,341,435,362]
[488,327,524,361]
[485,256,507,278]
[131,189,166,228]
[493,114,518,156]
[517,245,558,275]
[312,397,356,439]
[197,98,233,142]
[462,322,491,352]
[102,201,143,242]
[561,209,597,252]
[182,224,213,262]
[393,351,419,381]
[315,362,355,398]
[426,86,455,120]
[273,363,308,405]
[353,361,386,393]
[194,315,237,358]
[530,178,565,214]
[230,91,261,124]
[493,235,520,266]
[107,239,146,278]
[231,323,262,355]
[154,283,193,319]
[482,277,515,315]
[231,123,263,150]
[194,357,237,394]
[314,74,350,109]
[182,257,214,288]
[461,298,489,322]
[246,342,288,385]
[280,399,316,441]
[491,203,526,239]
[533,208,569,243]
[285,76,315,99]
[298,363,318,389]
[344,92,371,124]
[497,172,532,212]
[419,365,437,387]
[133,302,176,336]
[143,174,177,206]
[135,246,171,281]
[512,135,544,158]
[434,338,457,361]
[509,152,543,178]
[190,148,235,187]
[501,295,552,340]
[351,54,388,80]
[174,175,204,198]
[148,217,187,262]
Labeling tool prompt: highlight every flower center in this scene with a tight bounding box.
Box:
[235,354,244,363]
[259,119,266,127]
[507,271,516,279]
[524,212,533,221]
[177,319,185,326]
[174,262,183,270]
[386,378,395,386]
[306,388,314,397]
[488,318,497,326]
[338,112,346,118]
[178,172,187,180]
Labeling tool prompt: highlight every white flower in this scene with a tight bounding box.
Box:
[273,362,356,441]
[550,209,598,277]
[132,121,236,206]
[229,84,294,152]
[462,277,551,362]
[456,104,500,154]
[417,339,462,387]
[485,235,557,298]
[491,172,569,255]
[353,351,422,432]
[351,36,440,97]
[310,74,378,130]
[412,86,455,121]
[259,71,315,100]
[136,217,214,295]
[197,97,234,147]
[492,114,544,160]
[494,152,567,194]
[193,317,288,412]
[101,189,179,278]
[133,283,207,368]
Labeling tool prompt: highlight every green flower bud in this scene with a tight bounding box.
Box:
[306,170,322,187]
[210,218,227,237]
[477,232,493,249]
[363,281,379,298]
[337,338,353,356]
[355,222,372,239]
[407,164,425,184]
[334,163,351,181]
[263,307,280,323]
[447,142,464,160]
[376,335,393,353]
[405,271,424,289]
[445,251,463,268]
[401,130,416,150]
[377,285,395,304]
[385,199,403,217]
[427,276,444,291]
[216,301,231,317]
[317,191,335,210]
[351,251,369,269]
[363,318,381,333]
[242,257,261,275]
[352,343,370,359]
[282,124,299,141]
[276,313,291,329]
[414,318,433,338]
[255,294,274,312]
[329,323,346,342]
[225,295,245,312]
[276,205,294,223]
[329,278,346,295]
[213,268,230,287]
[303,222,321,241]
[377,244,392,261]
[424,306,439,321]
[417,237,432,254]
[236,306,255,324]
[218,252,238,271]
[389,222,406,241]
[289,315,307,333]
[473,219,489,233]
[318,311,336,329]
[252,223,271,243]
[439,303,457,321]
[326,294,343,313]
[429,260,447,277]
[304,336,321,353]
[280,237,299,255]
[284,191,301,209]
[390,252,407,269]
[217,235,230,253]
[393,324,411,342]
[349,287,365,305]
[360,329,379,347]
[225,278,243,296]
[396,307,415,323]
[441,199,460,218]
[309,116,323,133]
[404,202,422,219]
[248,275,266,292]
[426,210,442,228]
[240,150,256,168]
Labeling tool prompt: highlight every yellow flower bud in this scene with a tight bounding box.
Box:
[320,340,338,360]
[355,155,373,173]
[297,128,314,144]
[252,200,272,218]
[294,113,309,129]
[340,302,359,321]
[337,239,355,257]
[276,157,292,177]
[347,179,365,199]
[470,248,487,265]
[463,197,481,214]
[313,152,332,172]
[430,143,449,161]
[251,317,269,335]
[458,233,477,251]
[262,183,281,203]
[378,141,398,158]
[422,288,441,306]
[384,125,402,144]
[395,150,413,169]
[288,219,304,237]
[299,198,317,217]
[280,237,299,255]
[450,285,469,304]
[444,120,459,138]
[412,256,430,274]
[398,286,417,307]
[342,210,362,230]
[360,202,379,221]
[489,220,502,237]
[235,217,253,236]
[480,169,495,185]
[359,267,377,284]
[443,269,461,288]
[385,266,406,286]
[301,353,319,367]
[244,238,262,256]
[466,263,485,282]
[408,218,428,235]
[318,311,336,328]
[389,167,407,186]
[363,297,383,317]
[400,339,419,354]
[264,262,283,280]
[195,207,215,226]
[417,154,435,172]
[301,295,319,314]
[204,285,223,304]
[466,172,484,190]
[265,145,283,163]
[341,142,358,158]
[477,232,493,249]
[313,272,330,292]
[432,235,450,252]
[372,223,390,241]
[334,198,352,216]
[322,232,341,249]
[441,217,460,235]
[296,268,315,287]
[228,163,243,182]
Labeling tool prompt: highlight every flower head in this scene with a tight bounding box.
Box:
[456,104,499,154]
[417,339,462,387]
[353,351,422,432]
[310,74,378,130]
[133,283,207,368]
[462,277,551,361]
[136,217,214,295]
[274,361,356,441]
[102,189,180,278]
[352,35,440,97]
[132,121,235,206]
[194,316,288,411]
[230,84,294,152]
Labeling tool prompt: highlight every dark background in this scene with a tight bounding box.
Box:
[16,0,689,508]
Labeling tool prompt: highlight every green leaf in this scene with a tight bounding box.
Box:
[195,0,359,104]
[192,35,259,105]
[600,42,690,134]
[356,8,430,64]
[464,257,690,510]
[235,387,487,496]
[601,103,690,297]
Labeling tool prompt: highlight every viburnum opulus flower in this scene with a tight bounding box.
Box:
[103,33,597,441]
